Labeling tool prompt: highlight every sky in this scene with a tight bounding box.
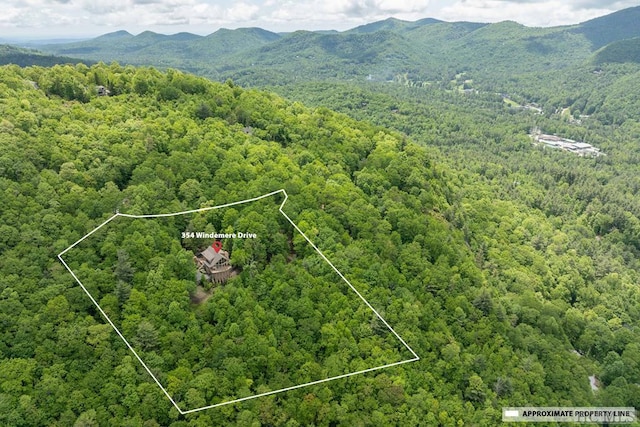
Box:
[1,0,638,40]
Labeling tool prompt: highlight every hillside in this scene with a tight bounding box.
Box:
[194,27,281,57]
[593,37,640,64]
[573,5,640,48]
[227,29,425,82]
[0,44,88,67]
[4,62,640,425]
[267,65,640,412]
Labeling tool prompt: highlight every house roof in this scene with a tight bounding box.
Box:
[200,246,229,266]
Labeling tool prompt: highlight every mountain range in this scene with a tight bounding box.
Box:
[20,5,639,86]
[0,4,638,97]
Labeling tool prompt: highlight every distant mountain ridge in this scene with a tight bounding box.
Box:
[345,17,442,34]
[14,5,640,84]
[41,27,281,64]
[574,5,640,48]
[93,30,134,41]
[0,44,90,67]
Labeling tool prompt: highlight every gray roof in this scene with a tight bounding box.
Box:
[199,246,229,267]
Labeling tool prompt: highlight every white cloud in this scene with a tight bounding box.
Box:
[322,0,430,16]
[566,0,638,10]
[438,0,613,26]
[82,0,130,15]
[0,2,78,29]
[265,0,432,29]
[224,2,261,22]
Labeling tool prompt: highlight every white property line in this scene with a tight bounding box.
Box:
[58,189,419,415]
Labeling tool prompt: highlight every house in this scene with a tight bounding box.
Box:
[96,85,111,96]
[194,242,233,283]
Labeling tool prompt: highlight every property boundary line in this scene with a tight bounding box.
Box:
[58,189,419,414]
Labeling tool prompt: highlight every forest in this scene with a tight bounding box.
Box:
[0,59,639,427]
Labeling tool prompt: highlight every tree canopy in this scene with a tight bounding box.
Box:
[0,62,639,426]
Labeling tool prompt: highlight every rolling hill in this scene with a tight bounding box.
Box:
[593,37,640,64]
[0,44,89,67]
[573,5,640,48]
[345,17,442,34]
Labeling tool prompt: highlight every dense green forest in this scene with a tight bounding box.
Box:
[1,56,639,426]
[61,190,416,414]
[266,63,640,422]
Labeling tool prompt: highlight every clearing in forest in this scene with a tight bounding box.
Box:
[58,189,418,414]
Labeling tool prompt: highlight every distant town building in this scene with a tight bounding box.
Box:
[530,130,604,157]
[194,242,233,284]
